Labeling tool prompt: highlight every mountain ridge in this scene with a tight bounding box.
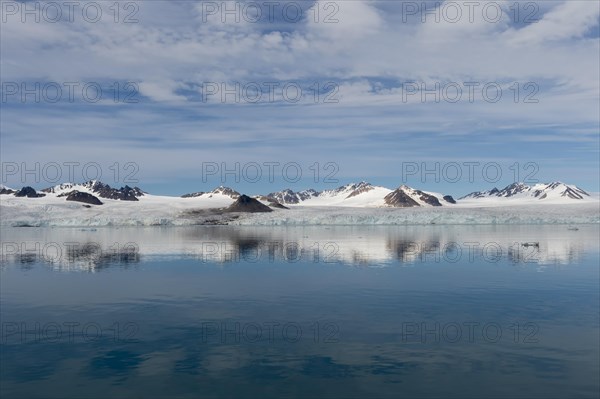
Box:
[41,180,145,201]
[460,181,590,201]
[2,180,593,207]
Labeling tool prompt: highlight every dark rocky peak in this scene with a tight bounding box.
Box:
[383,188,420,208]
[225,194,273,213]
[0,186,16,195]
[412,189,442,206]
[14,186,45,198]
[443,195,456,204]
[267,188,319,204]
[65,191,103,205]
[42,180,145,201]
[89,181,145,201]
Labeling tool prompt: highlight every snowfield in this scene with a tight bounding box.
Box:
[1,180,598,227]
[0,193,598,227]
[0,193,236,227]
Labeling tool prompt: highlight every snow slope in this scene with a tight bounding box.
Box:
[296,184,393,207]
[267,182,453,207]
[1,196,597,227]
[460,181,593,204]
[0,192,239,227]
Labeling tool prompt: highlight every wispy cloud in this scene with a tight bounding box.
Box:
[1,0,598,193]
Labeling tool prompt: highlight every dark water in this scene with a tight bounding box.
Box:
[1,226,599,398]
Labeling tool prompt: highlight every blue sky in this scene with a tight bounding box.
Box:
[1,0,599,197]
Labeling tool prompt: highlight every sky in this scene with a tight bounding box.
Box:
[0,0,599,197]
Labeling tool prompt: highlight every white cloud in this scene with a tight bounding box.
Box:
[1,0,598,190]
[507,0,600,45]
[139,80,187,102]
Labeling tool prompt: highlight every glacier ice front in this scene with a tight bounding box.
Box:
[1,180,598,227]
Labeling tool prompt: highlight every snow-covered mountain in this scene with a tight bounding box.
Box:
[267,182,389,207]
[1,180,593,213]
[319,181,378,199]
[42,180,145,201]
[7,180,592,207]
[0,184,16,195]
[16,180,458,209]
[181,186,240,199]
[267,182,455,208]
[460,182,591,202]
[384,185,456,207]
[1,180,597,227]
[267,188,319,204]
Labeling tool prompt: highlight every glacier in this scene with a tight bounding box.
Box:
[0,195,598,227]
[1,180,598,227]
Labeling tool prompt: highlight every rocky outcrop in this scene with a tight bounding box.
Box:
[65,191,103,205]
[92,183,143,201]
[43,181,145,201]
[415,190,442,206]
[14,187,45,198]
[267,188,319,204]
[268,200,289,209]
[345,182,375,198]
[383,189,420,207]
[181,192,205,198]
[225,195,273,213]
[443,195,456,204]
[384,186,444,207]
[255,196,289,209]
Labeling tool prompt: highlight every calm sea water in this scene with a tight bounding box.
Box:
[1,225,599,398]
